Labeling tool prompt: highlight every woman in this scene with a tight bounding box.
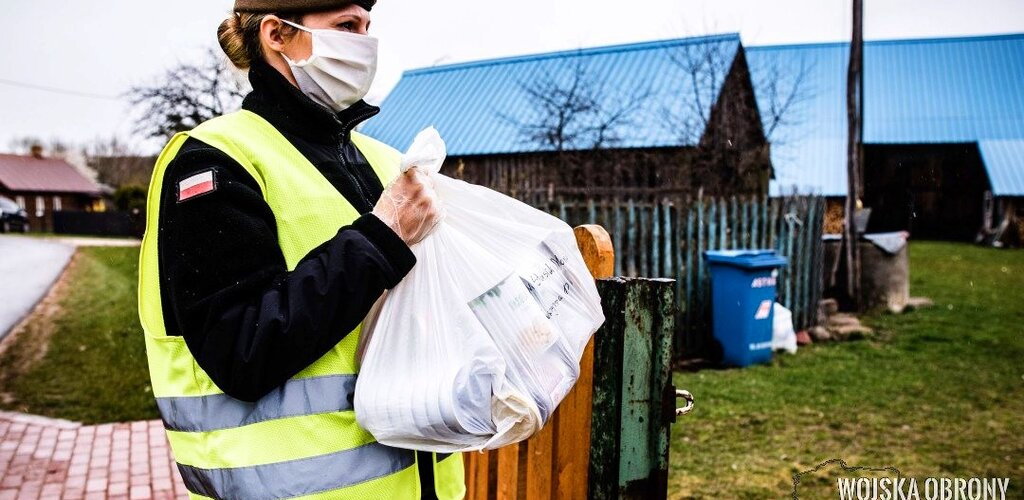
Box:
[136,1,465,498]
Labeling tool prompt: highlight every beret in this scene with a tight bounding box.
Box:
[234,0,375,13]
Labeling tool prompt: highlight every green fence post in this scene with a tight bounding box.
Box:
[590,278,677,500]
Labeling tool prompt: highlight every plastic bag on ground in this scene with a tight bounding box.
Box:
[772,302,798,354]
[354,128,605,453]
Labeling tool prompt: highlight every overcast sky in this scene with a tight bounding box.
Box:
[1,0,1022,154]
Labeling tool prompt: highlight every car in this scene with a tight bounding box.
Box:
[0,196,29,233]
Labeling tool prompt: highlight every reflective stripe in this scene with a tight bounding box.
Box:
[177,441,416,500]
[156,375,357,432]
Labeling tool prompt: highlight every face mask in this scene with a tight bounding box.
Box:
[280,19,379,113]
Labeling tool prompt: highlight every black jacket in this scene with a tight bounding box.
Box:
[157,59,414,402]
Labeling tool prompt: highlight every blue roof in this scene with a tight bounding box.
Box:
[978,140,1024,196]
[363,34,742,155]
[748,33,1024,196]
[366,33,1024,197]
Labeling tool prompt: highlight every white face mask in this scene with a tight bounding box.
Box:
[280,19,379,113]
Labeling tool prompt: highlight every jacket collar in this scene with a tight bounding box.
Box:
[242,58,380,144]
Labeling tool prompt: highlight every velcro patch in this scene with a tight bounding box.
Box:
[177,170,217,202]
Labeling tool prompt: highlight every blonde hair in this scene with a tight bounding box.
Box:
[217,12,301,70]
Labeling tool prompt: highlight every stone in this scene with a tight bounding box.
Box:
[828,313,861,328]
[819,298,839,316]
[809,326,832,341]
[831,324,875,340]
[795,330,813,346]
[905,297,935,310]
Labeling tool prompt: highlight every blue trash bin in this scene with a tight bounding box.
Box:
[703,250,788,367]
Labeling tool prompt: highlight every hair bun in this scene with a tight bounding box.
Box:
[218,14,252,69]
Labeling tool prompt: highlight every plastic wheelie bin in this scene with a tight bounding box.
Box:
[703,250,788,367]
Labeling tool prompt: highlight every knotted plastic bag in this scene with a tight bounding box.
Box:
[354,128,605,452]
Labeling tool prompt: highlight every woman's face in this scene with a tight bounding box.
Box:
[260,4,372,64]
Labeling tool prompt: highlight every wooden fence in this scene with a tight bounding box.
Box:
[463,225,611,499]
[464,226,686,499]
[518,194,827,360]
[53,211,144,238]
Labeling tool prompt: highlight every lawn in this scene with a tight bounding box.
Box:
[669,242,1024,498]
[0,246,157,424]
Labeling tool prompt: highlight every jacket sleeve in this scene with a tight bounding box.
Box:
[157,138,415,402]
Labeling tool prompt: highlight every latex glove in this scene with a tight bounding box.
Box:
[372,167,443,246]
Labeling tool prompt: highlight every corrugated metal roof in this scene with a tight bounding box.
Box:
[865,35,1024,143]
[978,140,1024,196]
[749,33,1024,196]
[362,34,742,155]
[0,154,101,194]
[366,33,1023,197]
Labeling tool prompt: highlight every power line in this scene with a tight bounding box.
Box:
[0,77,121,101]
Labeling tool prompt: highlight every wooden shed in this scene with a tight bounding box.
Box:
[364,34,771,201]
[748,34,1024,243]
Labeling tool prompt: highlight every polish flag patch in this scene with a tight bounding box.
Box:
[177,170,217,202]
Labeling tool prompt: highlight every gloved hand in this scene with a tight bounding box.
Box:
[372,167,443,246]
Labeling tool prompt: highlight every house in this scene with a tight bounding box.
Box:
[0,147,104,232]
[747,34,1024,243]
[363,33,771,200]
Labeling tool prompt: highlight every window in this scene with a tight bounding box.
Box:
[15,196,25,209]
[53,196,62,212]
[35,196,45,217]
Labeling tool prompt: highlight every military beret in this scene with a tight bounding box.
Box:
[234,0,375,13]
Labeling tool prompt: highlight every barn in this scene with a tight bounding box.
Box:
[364,32,1023,244]
[363,33,771,200]
[748,33,1024,243]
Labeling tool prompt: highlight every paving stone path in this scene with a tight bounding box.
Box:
[0,412,187,500]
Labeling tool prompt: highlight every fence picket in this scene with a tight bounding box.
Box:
[627,200,638,277]
[614,198,623,277]
[730,196,739,249]
[683,203,695,356]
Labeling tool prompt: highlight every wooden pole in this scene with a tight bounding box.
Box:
[844,0,864,309]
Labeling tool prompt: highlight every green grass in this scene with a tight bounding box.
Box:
[0,246,157,424]
[669,242,1024,498]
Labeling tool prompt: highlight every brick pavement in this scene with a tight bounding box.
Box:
[0,412,188,500]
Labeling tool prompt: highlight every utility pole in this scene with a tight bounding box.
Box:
[844,0,864,310]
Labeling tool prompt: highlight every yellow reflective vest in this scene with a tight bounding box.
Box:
[138,110,465,500]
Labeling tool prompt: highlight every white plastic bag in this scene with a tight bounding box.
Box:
[772,302,798,354]
[354,128,605,452]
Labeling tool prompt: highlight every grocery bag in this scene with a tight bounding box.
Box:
[354,128,606,452]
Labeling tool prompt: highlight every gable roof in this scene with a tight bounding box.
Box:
[748,33,1024,196]
[363,34,742,155]
[0,154,101,195]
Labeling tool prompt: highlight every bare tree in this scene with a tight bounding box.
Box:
[504,59,650,152]
[660,39,737,145]
[750,55,815,144]
[127,48,249,141]
[659,39,814,197]
[495,58,655,195]
[494,38,812,200]
[84,137,156,189]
